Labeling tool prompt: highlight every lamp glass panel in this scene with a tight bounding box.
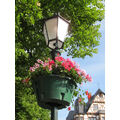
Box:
[49,40,56,49]
[58,40,63,49]
[45,18,57,40]
[58,17,69,42]
[43,25,48,45]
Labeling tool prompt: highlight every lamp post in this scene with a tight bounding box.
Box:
[43,13,70,60]
[43,14,70,120]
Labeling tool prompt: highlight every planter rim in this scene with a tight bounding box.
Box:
[32,74,77,87]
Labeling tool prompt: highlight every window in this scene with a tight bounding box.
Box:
[75,117,83,120]
[102,117,105,120]
[93,104,98,110]
[75,117,79,120]
[99,93,103,98]
[88,117,96,120]
[80,117,83,120]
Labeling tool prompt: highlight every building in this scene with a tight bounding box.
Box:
[66,89,105,120]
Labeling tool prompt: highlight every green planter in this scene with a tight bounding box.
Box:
[32,74,76,110]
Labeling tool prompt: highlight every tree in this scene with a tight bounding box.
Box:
[15,0,50,119]
[15,0,104,119]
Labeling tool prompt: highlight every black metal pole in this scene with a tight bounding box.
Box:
[51,49,61,61]
[51,107,58,120]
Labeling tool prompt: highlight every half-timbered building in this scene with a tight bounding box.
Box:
[66,89,105,120]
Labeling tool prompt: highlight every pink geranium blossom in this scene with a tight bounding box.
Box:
[61,58,76,71]
[55,64,58,68]
[74,68,80,72]
[37,59,43,65]
[86,74,92,82]
[35,63,40,68]
[48,65,52,71]
[43,62,49,68]
[55,56,65,62]
[30,67,35,72]
[49,60,55,65]
[81,70,87,77]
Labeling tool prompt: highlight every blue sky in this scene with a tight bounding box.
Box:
[58,19,105,120]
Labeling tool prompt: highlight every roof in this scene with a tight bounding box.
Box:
[66,110,75,120]
[85,89,105,113]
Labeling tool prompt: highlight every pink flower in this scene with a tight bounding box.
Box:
[55,64,58,68]
[43,62,49,68]
[35,63,40,68]
[61,58,76,72]
[37,59,43,65]
[86,74,89,79]
[49,60,55,65]
[86,74,92,82]
[48,58,51,61]
[66,58,71,62]
[72,61,76,66]
[67,67,71,71]
[81,70,87,77]
[61,62,65,67]
[55,56,65,62]
[62,61,71,71]
[49,65,52,71]
[74,68,80,72]
[30,67,35,72]
[88,76,92,82]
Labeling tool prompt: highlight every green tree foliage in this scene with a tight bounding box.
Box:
[15,0,50,119]
[15,0,104,119]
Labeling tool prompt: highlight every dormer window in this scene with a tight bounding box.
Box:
[99,93,103,98]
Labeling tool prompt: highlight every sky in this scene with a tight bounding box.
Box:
[58,19,105,120]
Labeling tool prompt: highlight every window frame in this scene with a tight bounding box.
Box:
[102,117,105,120]
[88,117,97,120]
[93,104,98,111]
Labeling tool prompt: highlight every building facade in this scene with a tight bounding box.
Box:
[66,89,105,120]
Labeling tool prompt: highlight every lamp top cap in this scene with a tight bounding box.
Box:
[45,13,70,24]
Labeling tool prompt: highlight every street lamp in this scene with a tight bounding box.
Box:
[42,14,70,120]
[43,13,70,60]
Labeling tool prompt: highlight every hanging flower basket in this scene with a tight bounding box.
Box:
[26,56,92,110]
[32,74,76,109]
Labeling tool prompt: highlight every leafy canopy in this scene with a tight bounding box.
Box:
[16,0,105,59]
